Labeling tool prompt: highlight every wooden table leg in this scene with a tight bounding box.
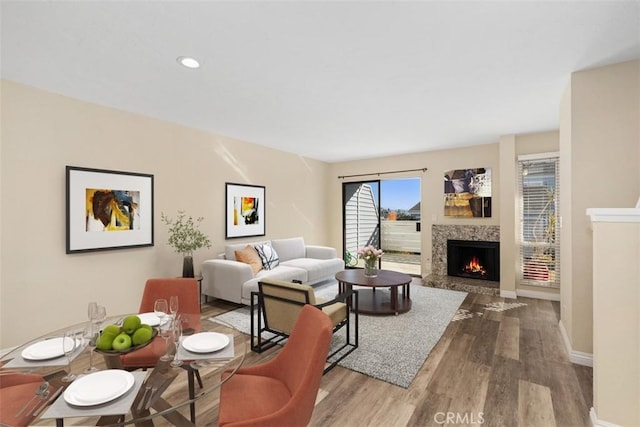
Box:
[391,287,398,315]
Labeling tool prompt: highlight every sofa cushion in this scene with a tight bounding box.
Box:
[234,245,263,275]
[254,243,280,270]
[271,237,305,262]
[224,240,270,261]
[280,257,345,283]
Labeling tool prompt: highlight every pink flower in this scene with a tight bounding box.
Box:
[357,246,383,260]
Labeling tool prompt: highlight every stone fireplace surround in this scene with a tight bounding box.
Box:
[425,224,500,295]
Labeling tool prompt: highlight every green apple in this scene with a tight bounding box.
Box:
[139,324,153,333]
[112,332,132,351]
[96,333,116,351]
[132,327,153,346]
[103,324,121,336]
[122,315,141,335]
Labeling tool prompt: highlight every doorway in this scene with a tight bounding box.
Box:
[342,178,421,276]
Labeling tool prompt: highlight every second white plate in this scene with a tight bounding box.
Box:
[21,337,73,361]
[182,332,230,353]
[137,312,169,327]
[63,369,135,406]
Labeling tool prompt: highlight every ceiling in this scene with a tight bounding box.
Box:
[2,1,639,163]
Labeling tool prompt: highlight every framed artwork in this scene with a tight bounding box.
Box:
[66,166,154,253]
[225,183,265,239]
[444,167,492,218]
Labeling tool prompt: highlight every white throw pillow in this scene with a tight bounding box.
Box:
[254,244,280,270]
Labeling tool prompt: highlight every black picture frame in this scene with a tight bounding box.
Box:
[66,166,154,253]
[225,182,266,239]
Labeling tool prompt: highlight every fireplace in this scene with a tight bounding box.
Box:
[447,239,500,282]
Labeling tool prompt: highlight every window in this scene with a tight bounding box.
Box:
[518,154,560,288]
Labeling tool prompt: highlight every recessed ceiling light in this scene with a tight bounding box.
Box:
[177,56,200,69]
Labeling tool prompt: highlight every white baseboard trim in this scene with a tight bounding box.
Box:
[516,289,561,301]
[559,320,593,367]
[590,407,622,427]
[500,290,517,299]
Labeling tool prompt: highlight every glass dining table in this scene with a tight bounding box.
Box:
[0,314,248,426]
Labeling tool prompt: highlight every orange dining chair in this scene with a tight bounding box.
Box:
[118,277,202,422]
[218,304,333,427]
[119,277,201,368]
[0,372,50,427]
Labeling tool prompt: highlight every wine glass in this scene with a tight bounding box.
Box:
[83,324,98,373]
[159,319,173,362]
[170,316,183,368]
[154,299,168,324]
[169,296,179,319]
[61,330,77,382]
[87,302,98,321]
[94,305,107,326]
[154,299,171,361]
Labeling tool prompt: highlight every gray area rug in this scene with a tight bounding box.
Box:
[210,281,466,388]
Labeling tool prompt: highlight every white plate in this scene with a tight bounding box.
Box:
[63,369,135,406]
[21,337,74,361]
[182,332,230,353]
[137,312,168,327]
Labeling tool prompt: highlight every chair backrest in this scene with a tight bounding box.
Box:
[271,304,333,425]
[259,279,317,334]
[0,372,47,427]
[139,278,201,331]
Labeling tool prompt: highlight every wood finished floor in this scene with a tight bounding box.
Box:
[35,290,592,426]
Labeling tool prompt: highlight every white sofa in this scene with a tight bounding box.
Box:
[201,237,344,305]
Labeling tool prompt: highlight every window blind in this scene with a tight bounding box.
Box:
[518,157,560,288]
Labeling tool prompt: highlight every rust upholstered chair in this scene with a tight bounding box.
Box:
[218,304,333,427]
[118,278,202,422]
[0,372,49,427]
[119,278,201,369]
[251,278,358,373]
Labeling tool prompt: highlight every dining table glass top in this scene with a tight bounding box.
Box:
[0,313,248,426]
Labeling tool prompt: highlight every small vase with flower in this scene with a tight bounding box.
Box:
[358,245,383,277]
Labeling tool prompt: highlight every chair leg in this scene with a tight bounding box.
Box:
[195,369,203,389]
[324,292,359,374]
[188,369,196,424]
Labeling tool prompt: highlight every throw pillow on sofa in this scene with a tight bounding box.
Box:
[255,244,280,270]
[235,245,263,275]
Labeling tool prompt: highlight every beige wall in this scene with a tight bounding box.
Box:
[0,80,331,348]
[561,60,640,354]
[559,84,574,344]
[499,135,517,294]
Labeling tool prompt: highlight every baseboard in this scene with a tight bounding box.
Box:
[500,290,517,299]
[559,320,593,367]
[516,289,561,301]
[590,407,622,427]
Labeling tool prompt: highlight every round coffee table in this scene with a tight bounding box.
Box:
[335,269,412,315]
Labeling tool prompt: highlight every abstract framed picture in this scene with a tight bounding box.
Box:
[444,167,492,217]
[225,183,265,239]
[66,166,154,253]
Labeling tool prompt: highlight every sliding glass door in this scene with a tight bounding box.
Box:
[342,178,422,275]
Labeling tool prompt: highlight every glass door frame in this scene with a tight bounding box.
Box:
[342,180,381,270]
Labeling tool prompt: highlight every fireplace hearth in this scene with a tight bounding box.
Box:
[447,239,500,282]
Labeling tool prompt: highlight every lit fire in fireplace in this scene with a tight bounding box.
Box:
[462,256,487,276]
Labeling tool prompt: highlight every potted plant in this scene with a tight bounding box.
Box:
[161,211,212,277]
